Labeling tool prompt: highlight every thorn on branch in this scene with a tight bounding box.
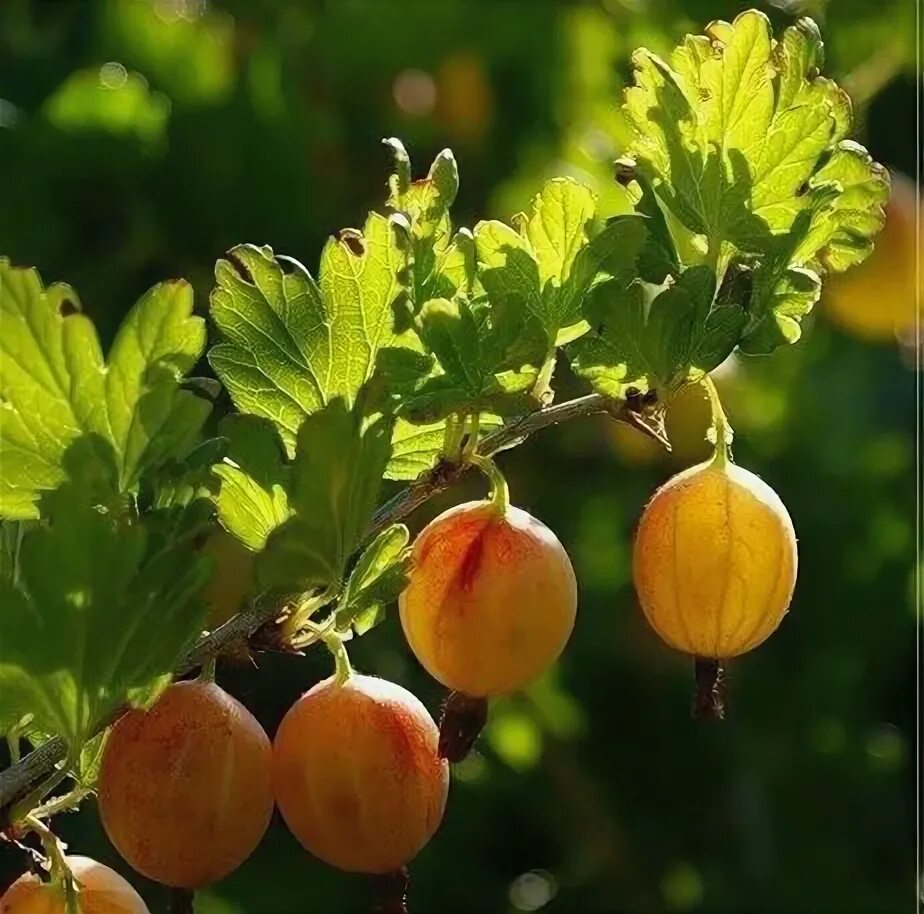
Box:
[438,691,488,762]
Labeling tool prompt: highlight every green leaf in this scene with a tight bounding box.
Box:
[622,12,887,349]
[398,296,539,422]
[0,260,210,520]
[385,415,503,481]
[383,139,464,306]
[74,729,110,790]
[526,178,598,298]
[209,213,411,455]
[212,417,290,552]
[257,399,392,592]
[570,265,741,395]
[142,438,224,557]
[386,419,449,480]
[385,138,458,243]
[476,182,648,349]
[335,524,411,636]
[0,487,210,750]
[150,438,224,514]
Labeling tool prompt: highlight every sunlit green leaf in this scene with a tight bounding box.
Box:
[0,487,209,750]
[623,11,888,350]
[383,138,464,306]
[257,399,392,592]
[212,417,290,552]
[0,260,210,520]
[335,524,411,636]
[209,214,411,456]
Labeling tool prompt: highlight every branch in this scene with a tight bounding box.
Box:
[0,393,665,820]
[367,393,665,540]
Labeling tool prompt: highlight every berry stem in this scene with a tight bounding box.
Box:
[702,375,733,467]
[371,866,410,914]
[438,691,489,761]
[168,888,194,914]
[322,631,354,686]
[279,584,339,645]
[22,815,79,912]
[692,657,726,720]
[468,454,510,515]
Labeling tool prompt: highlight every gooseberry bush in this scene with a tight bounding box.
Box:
[0,10,888,913]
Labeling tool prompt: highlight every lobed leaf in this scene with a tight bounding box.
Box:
[622,11,888,350]
[570,265,743,396]
[256,399,393,592]
[0,260,210,519]
[212,416,291,552]
[208,214,411,456]
[334,523,412,636]
[0,486,209,750]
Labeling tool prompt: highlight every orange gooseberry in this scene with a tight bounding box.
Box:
[1,856,148,914]
[98,680,273,888]
[399,500,577,697]
[273,674,448,874]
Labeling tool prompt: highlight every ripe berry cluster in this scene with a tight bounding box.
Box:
[1,378,797,913]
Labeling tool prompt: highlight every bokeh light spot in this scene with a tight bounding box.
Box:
[0,99,20,129]
[865,723,906,771]
[661,862,704,909]
[509,870,557,911]
[99,62,128,89]
[393,69,437,117]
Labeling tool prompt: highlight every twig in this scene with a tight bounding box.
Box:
[0,393,665,821]
[367,393,666,540]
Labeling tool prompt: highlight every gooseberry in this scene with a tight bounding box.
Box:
[633,459,797,660]
[98,680,273,889]
[1,856,149,914]
[272,674,448,874]
[399,499,577,697]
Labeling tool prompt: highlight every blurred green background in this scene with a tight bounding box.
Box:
[0,1,918,912]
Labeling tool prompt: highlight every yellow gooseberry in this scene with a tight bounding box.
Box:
[273,674,448,874]
[633,458,797,659]
[1,856,148,914]
[98,680,273,888]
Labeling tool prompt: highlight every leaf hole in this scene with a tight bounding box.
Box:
[337,230,366,257]
[226,251,254,284]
